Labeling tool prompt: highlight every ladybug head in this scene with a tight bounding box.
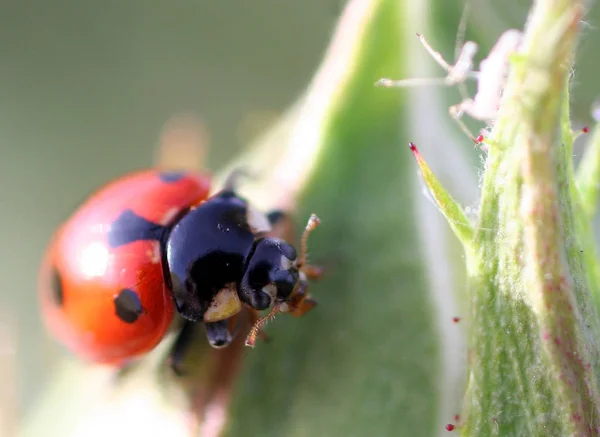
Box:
[239,214,321,346]
[239,237,301,310]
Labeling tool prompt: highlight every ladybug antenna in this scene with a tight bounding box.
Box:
[222,167,256,193]
[297,214,320,269]
[245,304,280,348]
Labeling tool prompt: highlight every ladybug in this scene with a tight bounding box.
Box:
[39,169,322,373]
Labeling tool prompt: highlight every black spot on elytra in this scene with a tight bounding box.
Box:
[158,171,185,183]
[107,209,165,248]
[114,289,144,323]
[50,268,64,306]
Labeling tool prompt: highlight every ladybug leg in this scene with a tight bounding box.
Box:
[288,297,318,317]
[187,317,247,436]
[221,168,256,193]
[162,318,237,379]
[204,320,234,349]
[285,278,318,317]
[168,320,197,376]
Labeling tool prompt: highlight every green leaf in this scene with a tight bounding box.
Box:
[406,142,474,251]
[22,0,471,436]
[225,0,447,435]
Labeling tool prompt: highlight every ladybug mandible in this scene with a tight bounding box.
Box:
[39,169,322,372]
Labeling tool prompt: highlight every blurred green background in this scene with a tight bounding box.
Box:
[2,0,600,428]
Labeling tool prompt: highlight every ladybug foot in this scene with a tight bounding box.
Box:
[166,321,197,376]
[302,264,325,281]
[204,320,234,349]
[287,296,318,317]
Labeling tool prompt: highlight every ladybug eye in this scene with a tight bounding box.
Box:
[274,269,300,300]
[278,242,297,262]
[239,238,301,310]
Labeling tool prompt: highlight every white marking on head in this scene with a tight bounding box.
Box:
[203,283,242,322]
[261,283,277,304]
[280,254,294,270]
[246,205,271,234]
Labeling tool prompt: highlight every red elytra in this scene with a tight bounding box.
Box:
[39,170,211,365]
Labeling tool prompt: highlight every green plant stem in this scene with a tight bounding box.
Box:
[459,0,600,435]
[577,123,600,218]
